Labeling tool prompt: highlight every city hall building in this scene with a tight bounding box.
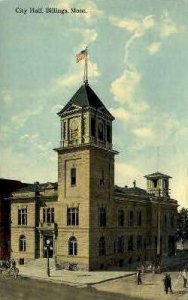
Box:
[10,82,178,270]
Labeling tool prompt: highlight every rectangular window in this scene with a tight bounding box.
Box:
[43,208,54,223]
[128,235,134,251]
[137,211,142,226]
[67,208,79,226]
[99,169,104,186]
[128,210,134,226]
[91,118,96,137]
[63,121,66,139]
[137,236,142,250]
[107,124,111,143]
[117,236,124,253]
[18,208,27,225]
[118,210,124,226]
[99,207,106,227]
[71,168,76,186]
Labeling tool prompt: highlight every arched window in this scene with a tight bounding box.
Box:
[68,236,77,255]
[19,235,26,251]
[99,236,105,256]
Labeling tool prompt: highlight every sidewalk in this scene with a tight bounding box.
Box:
[18,261,135,287]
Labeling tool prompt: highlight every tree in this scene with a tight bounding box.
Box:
[176,208,188,245]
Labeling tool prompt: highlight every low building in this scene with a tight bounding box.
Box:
[10,82,178,270]
[0,178,26,260]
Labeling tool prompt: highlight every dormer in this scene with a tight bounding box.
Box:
[145,172,172,198]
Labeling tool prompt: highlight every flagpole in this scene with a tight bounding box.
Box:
[84,47,88,84]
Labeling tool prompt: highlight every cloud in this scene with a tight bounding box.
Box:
[111,67,141,104]
[159,15,178,37]
[109,16,140,32]
[0,147,56,182]
[2,94,12,104]
[109,107,132,121]
[51,104,63,113]
[72,28,98,44]
[133,127,153,139]
[11,106,43,128]
[147,42,162,55]
[54,60,100,89]
[115,162,142,187]
[19,133,53,157]
[0,125,12,141]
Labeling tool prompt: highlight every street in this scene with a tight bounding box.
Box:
[94,272,188,300]
[0,275,139,300]
[0,272,188,300]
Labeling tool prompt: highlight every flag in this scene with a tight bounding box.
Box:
[76,49,87,63]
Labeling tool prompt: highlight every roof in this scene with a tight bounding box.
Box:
[57,83,114,119]
[144,172,172,179]
[0,178,27,197]
[114,185,150,197]
[13,182,58,194]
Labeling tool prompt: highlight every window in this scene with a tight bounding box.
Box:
[99,207,106,227]
[137,211,142,226]
[68,236,77,255]
[99,169,104,186]
[170,215,174,228]
[153,179,158,188]
[128,210,134,226]
[91,117,96,137]
[71,168,76,186]
[118,210,124,226]
[117,236,124,253]
[107,124,111,143]
[63,121,67,139]
[128,236,134,251]
[67,207,79,226]
[19,235,26,251]
[43,208,54,223]
[18,208,27,225]
[164,214,167,227]
[98,121,104,141]
[99,237,105,256]
[137,235,142,250]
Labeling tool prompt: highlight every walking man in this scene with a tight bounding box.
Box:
[136,269,142,285]
[181,268,187,288]
[163,273,173,294]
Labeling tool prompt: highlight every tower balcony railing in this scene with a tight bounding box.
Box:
[59,138,113,150]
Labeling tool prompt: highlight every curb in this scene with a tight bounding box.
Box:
[19,272,136,287]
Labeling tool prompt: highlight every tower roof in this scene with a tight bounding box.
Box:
[57,83,114,119]
[144,172,172,179]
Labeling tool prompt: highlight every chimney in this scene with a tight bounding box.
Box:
[133,180,136,188]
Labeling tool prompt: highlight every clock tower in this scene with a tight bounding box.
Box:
[54,82,118,270]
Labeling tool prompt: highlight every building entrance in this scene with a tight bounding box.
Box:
[43,235,53,258]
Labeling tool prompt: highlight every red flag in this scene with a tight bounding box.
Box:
[76,49,87,63]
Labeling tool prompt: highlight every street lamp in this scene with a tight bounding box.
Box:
[44,239,53,277]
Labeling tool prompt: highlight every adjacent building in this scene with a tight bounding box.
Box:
[10,82,178,270]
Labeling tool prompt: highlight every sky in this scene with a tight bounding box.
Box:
[0,0,188,208]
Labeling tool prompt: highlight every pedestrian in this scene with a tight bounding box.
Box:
[136,269,142,285]
[163,273,173,294]
[181,268,187,288]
